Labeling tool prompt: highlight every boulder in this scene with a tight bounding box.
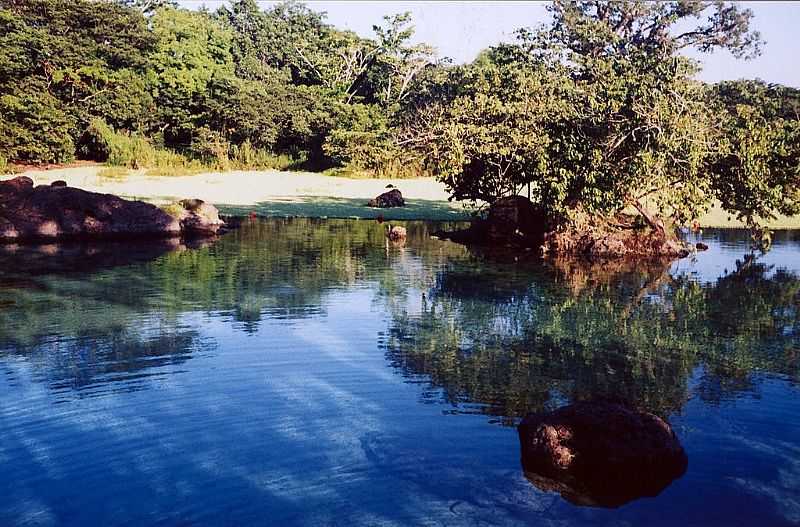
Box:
[51,180,67,188]
[434,196,547,248]
[177,199,224,236]
[0,176,222,242]
[485,196,548,245]
[696,242,709,251]
[0,176,33,193]
[368,189,405,208]
[518,401,687,508]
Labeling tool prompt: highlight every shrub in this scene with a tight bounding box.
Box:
[189,127,231,170]
[229,141,303,170]
[80,118,194,170]
[0,87,75,164]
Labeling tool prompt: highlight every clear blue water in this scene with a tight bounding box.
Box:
[0,219,798,526]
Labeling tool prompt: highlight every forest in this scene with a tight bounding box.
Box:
[1,0,799,230]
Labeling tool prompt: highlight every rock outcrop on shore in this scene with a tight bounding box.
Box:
[0,176,223,242]
[368,189,405,208]
[434,196,693,259]
[518,401,688,508]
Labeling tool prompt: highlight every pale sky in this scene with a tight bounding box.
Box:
[178,1,800,87]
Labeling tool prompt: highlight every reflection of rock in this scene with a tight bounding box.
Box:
[518,401,687,508]
[0,239,184,276]
[368,189,405,208]
[0,176,222,242]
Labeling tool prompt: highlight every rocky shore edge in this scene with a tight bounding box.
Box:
[0,176,224,243]
[434,196,696,259]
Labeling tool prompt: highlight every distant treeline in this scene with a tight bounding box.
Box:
[0,0,438,175]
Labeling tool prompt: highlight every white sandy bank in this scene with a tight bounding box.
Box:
[7,166,474,221]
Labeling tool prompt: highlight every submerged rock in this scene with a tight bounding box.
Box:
[368,189,405,208]
[387,225,407,241]
[518,401,688,508]
[0,176,223,242]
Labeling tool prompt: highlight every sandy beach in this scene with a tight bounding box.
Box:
[6,165,799,228]
[7,166,474,221]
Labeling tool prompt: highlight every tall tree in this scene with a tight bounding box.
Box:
[412,1,792,235]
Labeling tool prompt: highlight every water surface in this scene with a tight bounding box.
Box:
[0,220,798,526]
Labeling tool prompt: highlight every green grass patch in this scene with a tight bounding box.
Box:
[321,167,375,179]
[159,202,185,219]
[698,201,800,229]
[145,165,206,177]
[322,162,433,180]
[97,166,130,180]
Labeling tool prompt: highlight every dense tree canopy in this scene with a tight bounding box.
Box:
[0,0,434,172]
[0,0,797,231]
[408,1,799,231]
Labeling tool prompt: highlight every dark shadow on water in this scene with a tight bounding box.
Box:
[216,196,473,221]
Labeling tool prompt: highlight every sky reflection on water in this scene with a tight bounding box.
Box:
[0,219,798,526]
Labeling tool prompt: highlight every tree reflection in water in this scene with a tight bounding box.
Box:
[1,220,796,412]
[383,252,800,421]
[0,218,798,513]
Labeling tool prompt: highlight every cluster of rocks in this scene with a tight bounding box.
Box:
[0,176,223,243]
[435,195,696,259]
[518,401,688,508]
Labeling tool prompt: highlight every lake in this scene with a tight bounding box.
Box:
[1,218,798,526]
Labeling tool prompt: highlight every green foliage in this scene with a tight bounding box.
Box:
[410,1,797,237]
[228,143,301,171]
[0,0,797,227]
[81,118,192,170]
[0,83,76,163]
[117,0,177,15]
[710,80,800,229]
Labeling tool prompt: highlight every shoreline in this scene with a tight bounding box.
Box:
[3,166,799,228]
[5,166,472,222]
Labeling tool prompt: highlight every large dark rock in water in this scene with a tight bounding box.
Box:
[484,195,548,245]
[368,189,405,208]
[518,401,688,508]
[0,176,222,242]
[434,195,547,248]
